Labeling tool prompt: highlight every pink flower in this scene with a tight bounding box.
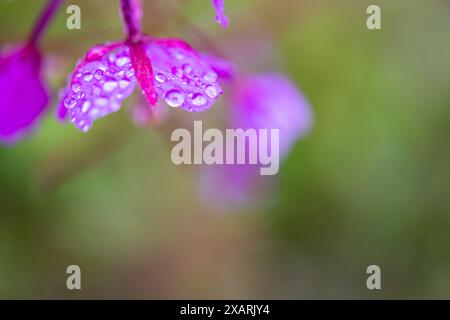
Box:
[0,0,62,143]
[201,73,313,206]
[58,0,224,132]
[0,45,49,143]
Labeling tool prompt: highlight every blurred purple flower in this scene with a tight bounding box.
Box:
[0,0,62,144]
[211,0,229,28]
[0,45,49,143]
[201,73,313,206]
[59,0,224,131]
[231,73,312,157]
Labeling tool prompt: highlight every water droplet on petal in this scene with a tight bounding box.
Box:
[155,73,166,83]
[103,80,118,92]
[204,85,219,98]
[191,93,207,107]
[83,72,93,82]
[164,89,185,107]
[171,49,185,60]
[119,80,130,89]
[182,64,192,74]
[64,97,77,109]
[71,83,82,93]
[203,70,217,82]
[116,56,130,67]
[94,69,104,80]
[94,97,108,107]
[171,67,183,78]
[126,69,135,78]
[81,100,91,113]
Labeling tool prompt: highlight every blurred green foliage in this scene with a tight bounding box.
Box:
[0,0,449,299]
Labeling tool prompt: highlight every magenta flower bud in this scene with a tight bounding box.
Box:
[0,45,49,143]
[211,0,229,28]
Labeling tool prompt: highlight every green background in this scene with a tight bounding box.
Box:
[0,0,449,298]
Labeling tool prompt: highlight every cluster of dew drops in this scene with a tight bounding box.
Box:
[146,44,222,112]
[62,46,137,131]
[62,43,223,131]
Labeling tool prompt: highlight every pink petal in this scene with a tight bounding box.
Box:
[232,73,313,157]
[59,43,137,131]
[200,52,237,81]
[144,38,223,112]
[0,44,49,143]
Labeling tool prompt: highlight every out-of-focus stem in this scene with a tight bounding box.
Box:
[28,0,64,46]
[120,0,143,43]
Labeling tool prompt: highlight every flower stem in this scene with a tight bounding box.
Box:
[28,0,64,46]
[120,0,143,43]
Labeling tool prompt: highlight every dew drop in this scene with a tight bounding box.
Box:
[171,49,185,60]
[64,97,77,109]
[71,83,82,93]
[108,53,116,63]
[164,89,185,107]
[182,64,192,74]
[103,80,118,92]
[203,70,217,82]
[94,69,104,80]
[191,93,207,107]
[116,56,130,67]
[126,69,135,78]
[83,72,93,82]
[204,85,219,98]
[155,73,166,83]
[81,100,91,113]
[119,80,130,89]
[94,97,108,107]
[171,67,183,78]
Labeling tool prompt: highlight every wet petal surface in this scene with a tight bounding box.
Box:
[144,38,223,112]
[59,43,137,131]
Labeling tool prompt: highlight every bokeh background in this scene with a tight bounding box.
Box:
[1,0,450,299]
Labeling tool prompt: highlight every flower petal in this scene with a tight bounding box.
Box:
[144,38,223,112]
[59,43,137,131]
[0,45,49,143]
[200,73,313,206]
[232,73,313,157]
[200,52,237,81]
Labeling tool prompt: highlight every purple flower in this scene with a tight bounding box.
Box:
[211,0,229,28]
[231,73,312,157]
[201,73,313,206]
[58,0,224,132]
[0,45,49,143]
[0,0,62,143]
